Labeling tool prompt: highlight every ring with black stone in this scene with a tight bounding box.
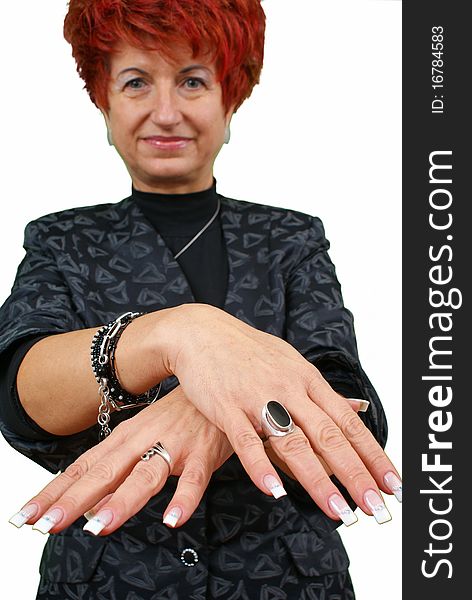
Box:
[261,401,295,438]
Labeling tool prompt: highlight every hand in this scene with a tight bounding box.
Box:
[10,386,233,535]
[162,304,402,524]
[264,396,368,480]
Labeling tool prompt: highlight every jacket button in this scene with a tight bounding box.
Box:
[180,548,199,567]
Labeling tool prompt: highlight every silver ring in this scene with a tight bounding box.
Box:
[141,441,172,473]
[261,401,295,438]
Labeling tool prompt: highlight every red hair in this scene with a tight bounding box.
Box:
[63,0,266,114]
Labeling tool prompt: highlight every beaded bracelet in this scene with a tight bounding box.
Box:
[90,311,161,439]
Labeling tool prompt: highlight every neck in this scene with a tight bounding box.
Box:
[131,172,214,195]
[131,177,219,234]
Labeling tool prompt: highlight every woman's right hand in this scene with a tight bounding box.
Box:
[11,385,234,535]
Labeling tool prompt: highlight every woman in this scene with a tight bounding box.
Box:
[0,1,401,598]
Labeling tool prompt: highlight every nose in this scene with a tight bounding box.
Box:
[149,84,182,128]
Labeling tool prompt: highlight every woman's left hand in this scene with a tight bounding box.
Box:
[157,303,401,523]
[13,385,233,535]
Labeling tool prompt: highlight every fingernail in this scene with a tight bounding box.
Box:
[84,510,95,521]
[9,503,39,528]
[347,398,370,412]
[364,489,392,524]
[384,471,402,503]
[263,474,287,499]
[163,507,182,528]
[328,494,358,526]
[32,507,64,534]
[83,509,113,535]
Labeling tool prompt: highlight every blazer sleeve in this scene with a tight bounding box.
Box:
[0,219,96,474]
[285,215,387,446]
[281,215,388,519]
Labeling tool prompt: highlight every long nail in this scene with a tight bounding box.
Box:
[83,509,113,535]
[163,507,182,528]
[9,503,39,528]
[263,474,287,499]
[328,494,358,526]
[364,489,392,524]
[347,398,370,413]
[32,507,64,534]
[384,471,402,502]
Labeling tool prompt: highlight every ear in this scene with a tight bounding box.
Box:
[99,109,114,147]
[223,103,237,145]
[100,109,111,130]
[224,103,236,128]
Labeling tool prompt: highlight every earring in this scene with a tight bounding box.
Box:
[224,124,231,144]
[106,127,114,146]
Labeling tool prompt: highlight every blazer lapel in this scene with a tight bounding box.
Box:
[103,195,280,336]
[219,197,283,336]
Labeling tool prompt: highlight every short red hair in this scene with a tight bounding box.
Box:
[63,0,266,114]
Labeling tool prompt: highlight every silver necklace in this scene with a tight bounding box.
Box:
[174,197,221,259]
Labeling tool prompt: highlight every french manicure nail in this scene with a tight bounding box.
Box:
[263,474,287,499]
[384,471,403,502]
[83,509,113,535]
[364,489,392,524]
[163,507,182,528]
[32,507,64,534]
[347,398,370,412]
[84,510,96,521]
[9,503,39,528]
[328,494,358,526]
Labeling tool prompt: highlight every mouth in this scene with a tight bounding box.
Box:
[141,136,192,150]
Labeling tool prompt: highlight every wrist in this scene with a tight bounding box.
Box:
[113,303,218,391]
[113,302,223,391]
[112,307,180,394]
[160,303,221,374]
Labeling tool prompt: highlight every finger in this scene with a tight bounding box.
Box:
[30,432,150,534]
[268,425,359,525]
[264,441,332,478]
[306,375,401,500]
[290,396,393,523]
[163,456,213,528]
[346,397,370,413]
[83,494,113,520]
[224,409,288,500]
[264,444,296,479]
[82,449,172,535]
[9,431,129,530]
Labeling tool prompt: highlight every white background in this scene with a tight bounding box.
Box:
[0,1,401,597]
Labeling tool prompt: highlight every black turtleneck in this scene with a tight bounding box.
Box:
[0,181,228,439]
[132,179,228,308]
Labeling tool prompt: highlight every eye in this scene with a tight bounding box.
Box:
[124,77,146,91]
[184,77,205,90]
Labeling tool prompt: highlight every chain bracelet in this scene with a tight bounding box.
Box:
[91,311,161,412]
[97,378,112,440]
[91,311,162,442]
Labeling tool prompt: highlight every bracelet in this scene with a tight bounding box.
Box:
[90,311,162,439]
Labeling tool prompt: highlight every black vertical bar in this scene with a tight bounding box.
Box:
[403,1,470,596]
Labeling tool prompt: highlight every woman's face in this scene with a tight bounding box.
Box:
[102,42,233,194]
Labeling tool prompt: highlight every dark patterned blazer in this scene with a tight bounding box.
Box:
[0,194,387,599]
